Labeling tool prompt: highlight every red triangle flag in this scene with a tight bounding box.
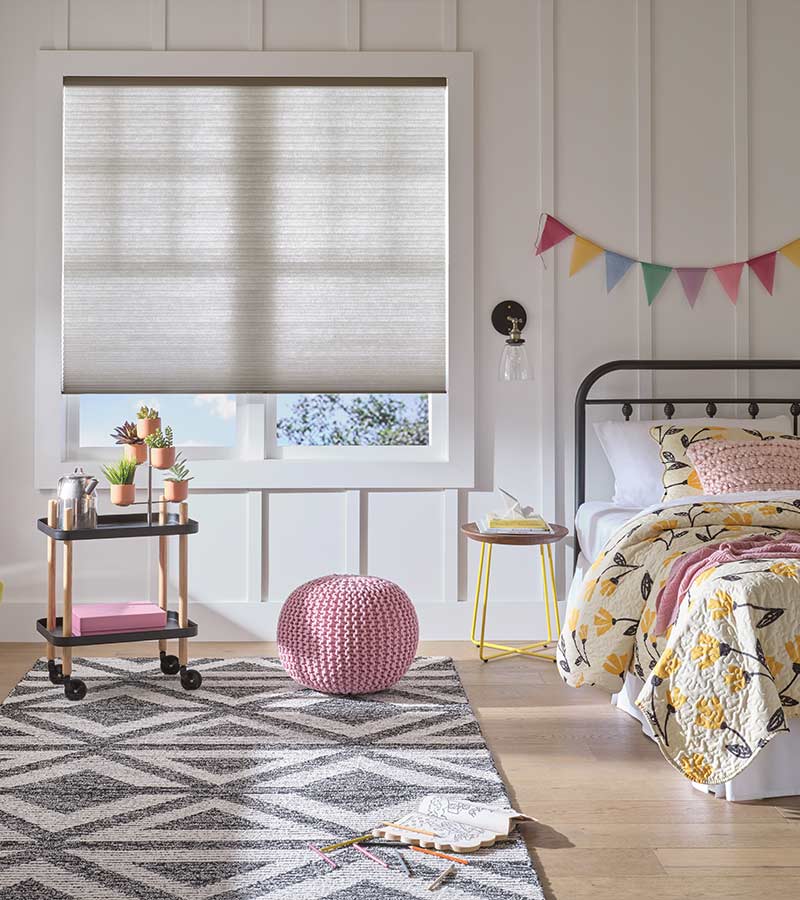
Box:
[535,215,574,256]
[748,251,777,295]
[713,262,744,304]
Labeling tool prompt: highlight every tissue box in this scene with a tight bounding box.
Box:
[72,602,166,636]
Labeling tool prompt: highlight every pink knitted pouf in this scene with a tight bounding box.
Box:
[277,574,419,695]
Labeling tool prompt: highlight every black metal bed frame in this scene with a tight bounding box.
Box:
[574,359,800,561]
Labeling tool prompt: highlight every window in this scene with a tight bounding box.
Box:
[36,51,474,489]
[71,391,431,458]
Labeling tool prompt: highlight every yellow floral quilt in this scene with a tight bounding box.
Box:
[558,499,800,784]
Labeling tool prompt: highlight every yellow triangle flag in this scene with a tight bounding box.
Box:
[779,239,800,268]
[569,236,604,276]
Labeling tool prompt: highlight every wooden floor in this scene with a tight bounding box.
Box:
[2,641,800,899]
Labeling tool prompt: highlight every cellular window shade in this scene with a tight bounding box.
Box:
[62,79,447,394]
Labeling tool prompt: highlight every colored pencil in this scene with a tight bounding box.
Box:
[427,863,455,891]
[381,822,439,837]
[320,833,375,853]
[353,843,389,869]
[408,845,470,865]
[307,842,338,869]
[394,849,414,877]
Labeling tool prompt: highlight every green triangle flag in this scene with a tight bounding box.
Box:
[641,262,672,306]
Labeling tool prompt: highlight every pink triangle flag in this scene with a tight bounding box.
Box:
[676,268,707,308]
[748,251,777,295]
[535,215,574,256]
[713,262,744,304]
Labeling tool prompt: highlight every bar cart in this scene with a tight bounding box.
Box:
[36,492,202,701]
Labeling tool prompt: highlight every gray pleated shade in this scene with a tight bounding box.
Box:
[62,79,447,394]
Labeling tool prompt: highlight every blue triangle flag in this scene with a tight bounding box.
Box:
[605,251,635,293]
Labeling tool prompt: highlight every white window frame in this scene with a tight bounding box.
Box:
[35,50,474,490]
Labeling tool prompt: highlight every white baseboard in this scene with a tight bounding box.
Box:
[0,599,562,642]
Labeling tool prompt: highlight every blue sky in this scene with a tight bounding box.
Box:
[80,394,236,447]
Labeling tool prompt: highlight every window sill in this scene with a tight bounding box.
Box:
[36,455,475,492]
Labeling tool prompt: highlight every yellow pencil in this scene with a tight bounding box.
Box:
[319,833,375,853]
[381,822,439,837]
[407,844,470,865]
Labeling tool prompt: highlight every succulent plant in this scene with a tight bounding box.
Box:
[101,457,138,485]
[145,425,173,449]
[137,405,159,420]
[165,453,193,483]
[111,421,144,446]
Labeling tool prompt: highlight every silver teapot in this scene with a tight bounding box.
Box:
[56,467,99,530]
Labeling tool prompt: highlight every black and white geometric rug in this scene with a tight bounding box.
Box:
[0,656,544,899]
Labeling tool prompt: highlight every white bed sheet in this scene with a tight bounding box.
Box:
[575,490,800,564]
[575,501,642,563]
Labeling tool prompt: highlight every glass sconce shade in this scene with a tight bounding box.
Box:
[498,341,532,381]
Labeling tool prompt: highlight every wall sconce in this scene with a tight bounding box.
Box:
[492,300,531,382]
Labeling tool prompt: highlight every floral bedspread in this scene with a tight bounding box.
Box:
[558,499,800,783]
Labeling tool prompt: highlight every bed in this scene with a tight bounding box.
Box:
[561,359,800,801]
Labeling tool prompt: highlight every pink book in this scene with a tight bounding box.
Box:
[72,602,166,636]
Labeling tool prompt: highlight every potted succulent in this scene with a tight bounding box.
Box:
[145,425,176,469]
[164,453,193,501]
[136,405,161,440]
[101,457,138,506]
[111,421,147,465]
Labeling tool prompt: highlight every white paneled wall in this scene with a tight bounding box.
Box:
[368,492,445,601]
[2,0,799,641]
[267,493,348,601]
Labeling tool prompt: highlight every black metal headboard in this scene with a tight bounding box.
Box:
[574,359,800,561]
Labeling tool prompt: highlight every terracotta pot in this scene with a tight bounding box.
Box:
[110,483,136,506]
[124,443,147,464]
[164,479,189,502]
[150,446,176,470]
[136,416,161,439]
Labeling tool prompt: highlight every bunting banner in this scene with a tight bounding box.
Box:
[534,213,800,307]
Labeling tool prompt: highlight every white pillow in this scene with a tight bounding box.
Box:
[593,415,794,508]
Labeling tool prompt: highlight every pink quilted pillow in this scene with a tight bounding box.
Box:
[687,438,800,493]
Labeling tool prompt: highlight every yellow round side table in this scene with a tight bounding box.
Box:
[461,522,568,663]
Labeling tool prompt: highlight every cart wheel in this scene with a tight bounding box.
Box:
[180,668,202,691]
[48,660,65,685]
[64,678,87,701]
[160,652,181,676]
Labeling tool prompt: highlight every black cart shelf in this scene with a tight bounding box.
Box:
[40,497,202,701]
[37,610,198,647]
[38,512,198,542]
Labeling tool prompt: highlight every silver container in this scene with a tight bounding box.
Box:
[56,467,99,530]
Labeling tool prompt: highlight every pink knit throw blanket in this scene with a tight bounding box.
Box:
[653,532,800,636]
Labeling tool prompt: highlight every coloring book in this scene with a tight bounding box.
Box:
[373,795,533,853]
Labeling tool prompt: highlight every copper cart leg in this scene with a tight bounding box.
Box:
[46,500,57,663]
[45,500,66,688]
[177,502,202,691]
[61,508,86,700]
[158,495,180,676]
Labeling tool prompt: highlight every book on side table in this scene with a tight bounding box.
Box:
[478,488,552,535]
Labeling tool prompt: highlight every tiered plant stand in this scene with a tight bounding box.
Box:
[36,496,201,701]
